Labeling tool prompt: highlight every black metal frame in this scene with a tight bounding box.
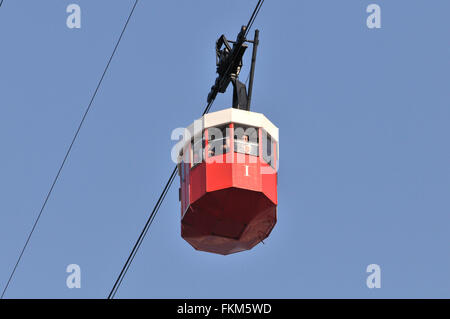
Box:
[207,26,260,111]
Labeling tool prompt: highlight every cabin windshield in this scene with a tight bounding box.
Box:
[191,134,205,167]
[262,129,276,168]
[234,125,259,156]
[207,125,230,157]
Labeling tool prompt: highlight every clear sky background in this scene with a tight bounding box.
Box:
[0,0,449,298]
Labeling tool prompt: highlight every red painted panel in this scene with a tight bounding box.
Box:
[232,155,261,192]
[233,158,261,191]
[206,156,233,192]
[261,163,277,205]
[190,162,206,204]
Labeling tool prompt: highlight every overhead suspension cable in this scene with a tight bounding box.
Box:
[0,0,140,299]
[108,0,265,299]
[245,0,264,38]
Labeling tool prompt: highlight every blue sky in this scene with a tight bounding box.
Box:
[0,0,449,298]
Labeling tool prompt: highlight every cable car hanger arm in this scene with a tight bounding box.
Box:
[207,26,260,111]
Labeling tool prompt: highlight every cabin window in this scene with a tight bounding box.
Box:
[234,125,259,156]
[262,129,276,168]
[207,125,230,157]
[191,135,205,168]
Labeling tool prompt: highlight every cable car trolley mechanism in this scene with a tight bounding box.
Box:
[177,26,279,255]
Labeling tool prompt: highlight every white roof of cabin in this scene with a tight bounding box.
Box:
[185,108,278,145]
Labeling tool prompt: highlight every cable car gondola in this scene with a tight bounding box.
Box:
[177,26,279,255]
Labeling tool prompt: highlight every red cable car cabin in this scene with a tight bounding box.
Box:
[178,107,278,255]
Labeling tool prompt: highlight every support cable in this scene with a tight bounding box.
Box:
[107,0,265,299]
[0,0,140,299]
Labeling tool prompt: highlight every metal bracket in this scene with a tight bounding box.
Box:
[207,27,260,111]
